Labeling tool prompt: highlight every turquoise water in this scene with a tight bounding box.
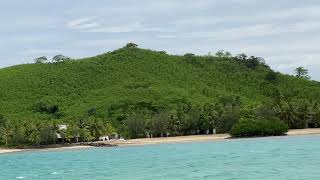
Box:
[1,135,320,180]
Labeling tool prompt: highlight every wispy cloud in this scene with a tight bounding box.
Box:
[158,20,320,41]
[170,5,320,28]
[2,0,320,80]
[83,22,142,33]
[67,17,100,29]
[67,18,164,33]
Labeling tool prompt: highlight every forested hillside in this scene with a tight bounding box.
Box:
[0,43,320,146]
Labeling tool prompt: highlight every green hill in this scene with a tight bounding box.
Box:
[0,44,320,146]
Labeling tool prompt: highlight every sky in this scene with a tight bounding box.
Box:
[1,0,320,80]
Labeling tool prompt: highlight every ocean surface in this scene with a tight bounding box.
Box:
[1,135,320,180]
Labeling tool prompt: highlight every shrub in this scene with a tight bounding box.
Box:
[230,118,288,137]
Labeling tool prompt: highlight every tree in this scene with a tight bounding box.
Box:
[39,123,57,145]
[73,117,94,142]
[0,116,11,146]
[125,42,138,48]
[104,123,116,136]
[34,56,48,64]
[0,114,5,127]
[265,71,278,82]
[295,67,310,80]
[236,53,248,61]
[215,50,232,58]
[176,104,200,135]
[216,106,240,133]
[184,53,195,59]
[66,122,80,143]
[273,96,300,129]
[255,103,277,118]
[52,54,70,63]
[245,56,260,70]
[230,117,288,137]
[87,117,105,140]
[33,102,61,119]
[125,113,146,139]
[198,105,218,134]
[151,112,170,137]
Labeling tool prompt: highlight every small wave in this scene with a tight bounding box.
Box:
[51,172,59,175]
[16,176,25,179]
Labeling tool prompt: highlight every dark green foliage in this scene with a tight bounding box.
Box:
[52,54,70,63]
[0,119,58,147]
[230,118,288,137]
[125,113,146,139]
[215,50,232,58]
[295,67,310,80]
[265,71,278,82]
[87,108,97,116]
[125,42,138,48]
[150,112,170,137]
[34,56,48,64]
[33,102,61,119]
[216,106,240,133]
[245,56,260,70]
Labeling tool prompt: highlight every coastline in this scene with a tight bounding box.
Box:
[1,128,320,154]
[0,145,92,155]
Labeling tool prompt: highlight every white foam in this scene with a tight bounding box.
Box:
[16,176,25,179]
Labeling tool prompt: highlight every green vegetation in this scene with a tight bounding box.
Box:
[0,43,320,146]
[295,67,310,80]
[230,118,288,137]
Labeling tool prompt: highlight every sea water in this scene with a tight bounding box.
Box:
[1,135,320,180]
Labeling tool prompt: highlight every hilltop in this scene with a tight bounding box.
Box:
[0,44,319,145]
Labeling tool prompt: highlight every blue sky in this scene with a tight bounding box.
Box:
[1,0,320,80]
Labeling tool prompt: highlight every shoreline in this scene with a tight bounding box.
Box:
[0,145,92,155]
[1,128,320,154]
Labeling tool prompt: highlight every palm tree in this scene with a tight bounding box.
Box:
[295,67,310,79]
[0,125,12,146]
[88,117,104,140]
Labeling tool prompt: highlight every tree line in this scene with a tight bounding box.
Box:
[1,92,319,146]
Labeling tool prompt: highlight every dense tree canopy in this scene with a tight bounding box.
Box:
[0,44,319,146]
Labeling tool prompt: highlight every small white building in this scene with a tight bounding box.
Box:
[58,125,67,130]
[99,133,119,141]
[99,136,109,141]
[56,124,68,139]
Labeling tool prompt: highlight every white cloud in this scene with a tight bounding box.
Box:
[68,18,91,27]
[269,54,320,68]
[2,0,320,80]
[82,22,164,33]
[73,22,100,29]
[67,17,99,29]
[158,20,320,41]
[170,5,320,28]
[273,6,320,20]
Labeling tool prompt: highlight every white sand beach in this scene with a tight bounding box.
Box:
[1,128,320,154]
[0,145,91,154]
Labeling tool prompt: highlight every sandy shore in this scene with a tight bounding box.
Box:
[1,128,320,154]
[111,133,229,146]
[111,128,320,146]
[286,128,320,136]
[0,145,91,155]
